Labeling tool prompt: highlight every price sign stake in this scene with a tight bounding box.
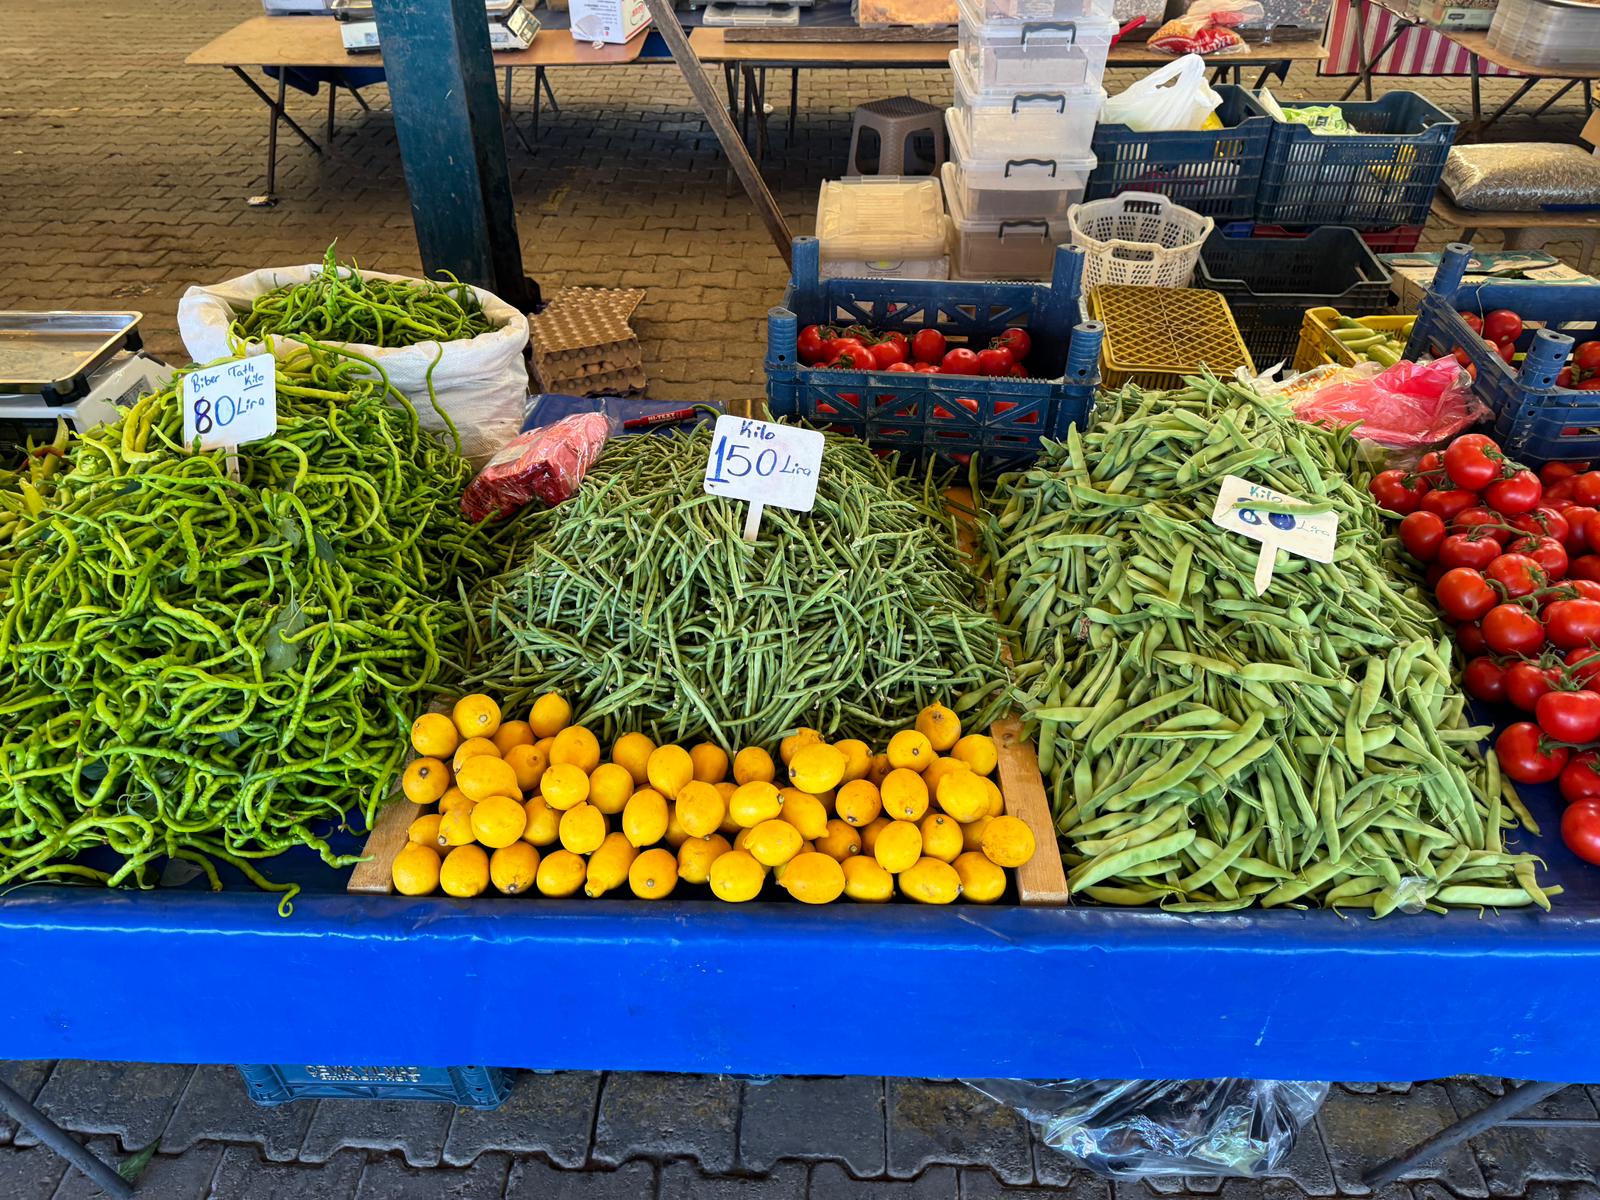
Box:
[182,353,278,478]
[702,415,825,541]
[1210,474,1339,595]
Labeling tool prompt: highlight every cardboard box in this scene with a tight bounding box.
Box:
[1418,0,1495,29]
[569,0,649,43]
[1384,250,1595,312]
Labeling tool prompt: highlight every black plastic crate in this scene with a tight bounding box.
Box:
[1197,226,1393,368]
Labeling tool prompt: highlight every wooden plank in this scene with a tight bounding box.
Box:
[724,24,955,42]
[347,783,415,895]
[689,26,950,64]
[1443,28,1600,79]
[1433,194,1600,231]
[992,716,1069,905]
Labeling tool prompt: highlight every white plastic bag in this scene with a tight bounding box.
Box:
[178,264,531,465]
[1100,56,1222,132]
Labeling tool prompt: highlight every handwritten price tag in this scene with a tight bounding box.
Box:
[1210,474,1339,595]
[182,353,277,453]
[703,416,824,540]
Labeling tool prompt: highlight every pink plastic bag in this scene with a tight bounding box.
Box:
[1291,358,1492,449]
[1149,0,1262,54]
[461,411,611,521]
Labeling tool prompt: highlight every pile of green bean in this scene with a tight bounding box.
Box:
[230,245,494,349]
[461,427,1013,748]
[0,340,504,912]
[983,377,1553,914]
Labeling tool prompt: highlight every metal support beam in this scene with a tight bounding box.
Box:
[0,1076,132,1199]
[370,0,537,309]
[1363,1081,1571,1189]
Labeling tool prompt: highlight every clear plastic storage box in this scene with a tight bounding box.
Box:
[944,108,1094,221]
[944,163,1072,280]
[1488,0,1600,68]
[814,177,952,279]
[956,0,1118,91]
[950,52,1104,162]
[977,0,1115,21]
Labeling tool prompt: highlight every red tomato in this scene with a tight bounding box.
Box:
[1557,580,1600,605]
[1483,309,1524,344]
[827,337,868,363]
[1485,552,1546,598]
[1420,489,1480,521]
[1495,340,1518,364]
[1561,799,1600,865]
[1452,346,1474,369]
[911,329,947,365]
[1438,531,1504,571]
[1559,367,1576,389]
[975,347,1014,377]
[1574,472,1600,507]
[1452,506,1512,545]
[1443,433,1503,490]
[940,348,980,376]
[886,361,915,373]
[869,340,908,369]
[1567,645,1600,688]
[1506,661,1560,711]
[1483,603,1547,657]
[1538,688,1600,743]
[1463,656,1508,703]
[1544,597,1600,649]
[1497,721,1569,783]
[1576,341,1600,375]
[1548,478,1579,503]
[1541,462,1588,487]
[1508,534,1569,582]
[1456,620,1488,657]
[797,324,833,364]
[830,347,874,370]
[992,328,1032,362]
[1367,468,1426,515]
[1398,510,1447,561]
[880,330,909,355]
[1419,450,1446,475]
[1509,506,1570,544]
[1484,469,1543,515]
[912,363,940,374]
[1579,378,1600,391]
[1459,312,1484,335]
[1435,567,1498,622]
[1559,754,1600,804]
[1008,364,1029,377]
[1562,505,1598,551]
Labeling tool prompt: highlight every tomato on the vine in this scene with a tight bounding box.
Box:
[911,329,947,365]
[1398,510,1447,562]
[1542,461,1589,487]
[1509,507,1570,544]
[869,339,908,369]
[1562,505,1598,552]
[797,324,834,364]
[1443,433,1504,490]
[1575,342,1600,376]
[886,361,915,373]
[940,348,980,375]
[1463,656,1508,703]
[1544,597,1600,649]
[975,346,1014,377]
[1574,472,1600,507]
[992,328,1031,362]
[1567,645,1600,688]
[1556,579,1600,605]
[1452,506,1512,545]
[1484,469,1543,514]
[1368,468,1428,515]
[1561,799,1600,865]
[1437,531,1503,571]
[1571,554,1600,583]
[1485,552,1546,598]
[1420,488,1479,521]
[1435,567,1498,622]
[1560,753,1600,804]
[1496,721,1569,783]
[1456,620,1488,657]
[1483,603,1546,657]
[1508,534,1569,581]
[1538,688,1600,744]
[1419,450,1446,477]
[1505,661,1560,711]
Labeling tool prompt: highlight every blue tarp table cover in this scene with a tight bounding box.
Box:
[2,780,1596,1082]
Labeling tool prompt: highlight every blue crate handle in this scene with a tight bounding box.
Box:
[1005,158,1059,177]
[1011,92,1067,113]
[1020,20,1077,43]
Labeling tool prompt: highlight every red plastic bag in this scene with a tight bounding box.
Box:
[1291,358,1492,449]
[1149,0,1262,53]
[461,412,611,521]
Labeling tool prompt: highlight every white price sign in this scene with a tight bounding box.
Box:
[1211,474,1339,595]
[182,353,277,453]
[703,415,824,541]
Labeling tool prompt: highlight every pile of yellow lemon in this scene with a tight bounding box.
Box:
[388,694,1035,904]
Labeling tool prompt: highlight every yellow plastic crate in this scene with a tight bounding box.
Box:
[1088,286,1255,391]
[1293,307,1417,373]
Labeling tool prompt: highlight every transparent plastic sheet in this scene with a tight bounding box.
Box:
[1290,357,1491,449]
[460,411,612,522]
[1148,0,1263,55]
[1442,143,1600,212]
[963,1079,1329,1179]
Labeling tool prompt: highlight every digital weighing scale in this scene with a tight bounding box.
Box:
[330,0,541,52]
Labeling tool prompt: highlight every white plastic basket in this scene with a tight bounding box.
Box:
[1066,192,1214,290]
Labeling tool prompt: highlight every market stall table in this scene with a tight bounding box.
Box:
[1431,194,1600,272]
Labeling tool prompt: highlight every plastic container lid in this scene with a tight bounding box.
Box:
[944,106,1095,190]
[955,0,1119,43]
[815,177,949,260]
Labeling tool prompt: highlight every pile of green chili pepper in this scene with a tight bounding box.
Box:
[983,377,1553,915]
[460,426,1014,748]
[229,245,494,349]
[0,340,503,912]
[0,419,67,551]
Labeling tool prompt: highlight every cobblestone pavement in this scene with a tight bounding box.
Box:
[4,1066,1600,1198]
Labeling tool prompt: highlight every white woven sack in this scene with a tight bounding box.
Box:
[1068,192,1214,291]
[178,264,530,465]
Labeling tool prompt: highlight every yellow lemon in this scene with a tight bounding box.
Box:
[715,783,740,835]
[981,815,1036,868]
[522,796,561,847]
[922,756,970,800]
[452,694,502,741]
[402,757,450,805]
[646,744,694,799]
[664,806,692,849]
[611,732,656,786]
[439,843,490,898]
[936,771,989,824]
[729,780,783,827]
[456,755,521,803]
[833,739,872,783]
[438,787,473,815]
[559,802,607,855]
[500,743,546,793]
[814,818,862,861]
[777,852,845,904]
[689,742,730,784]
[961,816,992,854]
[811,787,837,815]
[954,851,1006,903]
[779,791,829,841]
[540,763,590,811]
[788,743,846,794]
[533,736,556,762]
[746,819,803,867]
[437,804,477,848]
[779,727,823,766]
[914,702,962,752]
[629,847,679,899]
[675,780,726,838]
[881,769,929,821]
[490,842,540,895]
[951,733,998,776]
[622,788,670,848]
[841,855,894,902]
[470,794,528,849]
[835,779,882,827]
[408,812,443,846]
[732,827,752,851]
[866,753,894,787]
[392,842,441,896]
[984,777,1005,818]
[919,813,963,863]
[528,692,572,738]
[585,832,637,897]
[874,820,922,873]
[550,725,601,774]
[678,833,732,884]
[491,720,535,756]
[535,848,586,897]
[732,746,776,785]
[410,712,459,759]
[859,815,892,856]
[588,763,635,816]
[710,850,766,902]
[899,856,962,904]
[452,736,500,774]
[887,730,934,772]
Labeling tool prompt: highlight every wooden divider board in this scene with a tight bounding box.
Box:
[346,783,413,896]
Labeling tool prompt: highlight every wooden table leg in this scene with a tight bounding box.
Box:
[788,67,799,142]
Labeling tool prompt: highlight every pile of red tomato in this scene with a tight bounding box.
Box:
[1372,431,1600,865]
[1455,307,1600,390]
[797,323,1033,378]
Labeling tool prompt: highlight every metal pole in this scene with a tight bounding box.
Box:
[369,0,537,309]
[0,1076,133,1199]
[1363,1080,1570,1190]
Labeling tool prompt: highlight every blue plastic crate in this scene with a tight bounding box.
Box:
[766,238,1102,478]
[1086,86,1272,222]
[1254,91,1457,229]
[236,1064,512,1108]
[1407,242,1600,462]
